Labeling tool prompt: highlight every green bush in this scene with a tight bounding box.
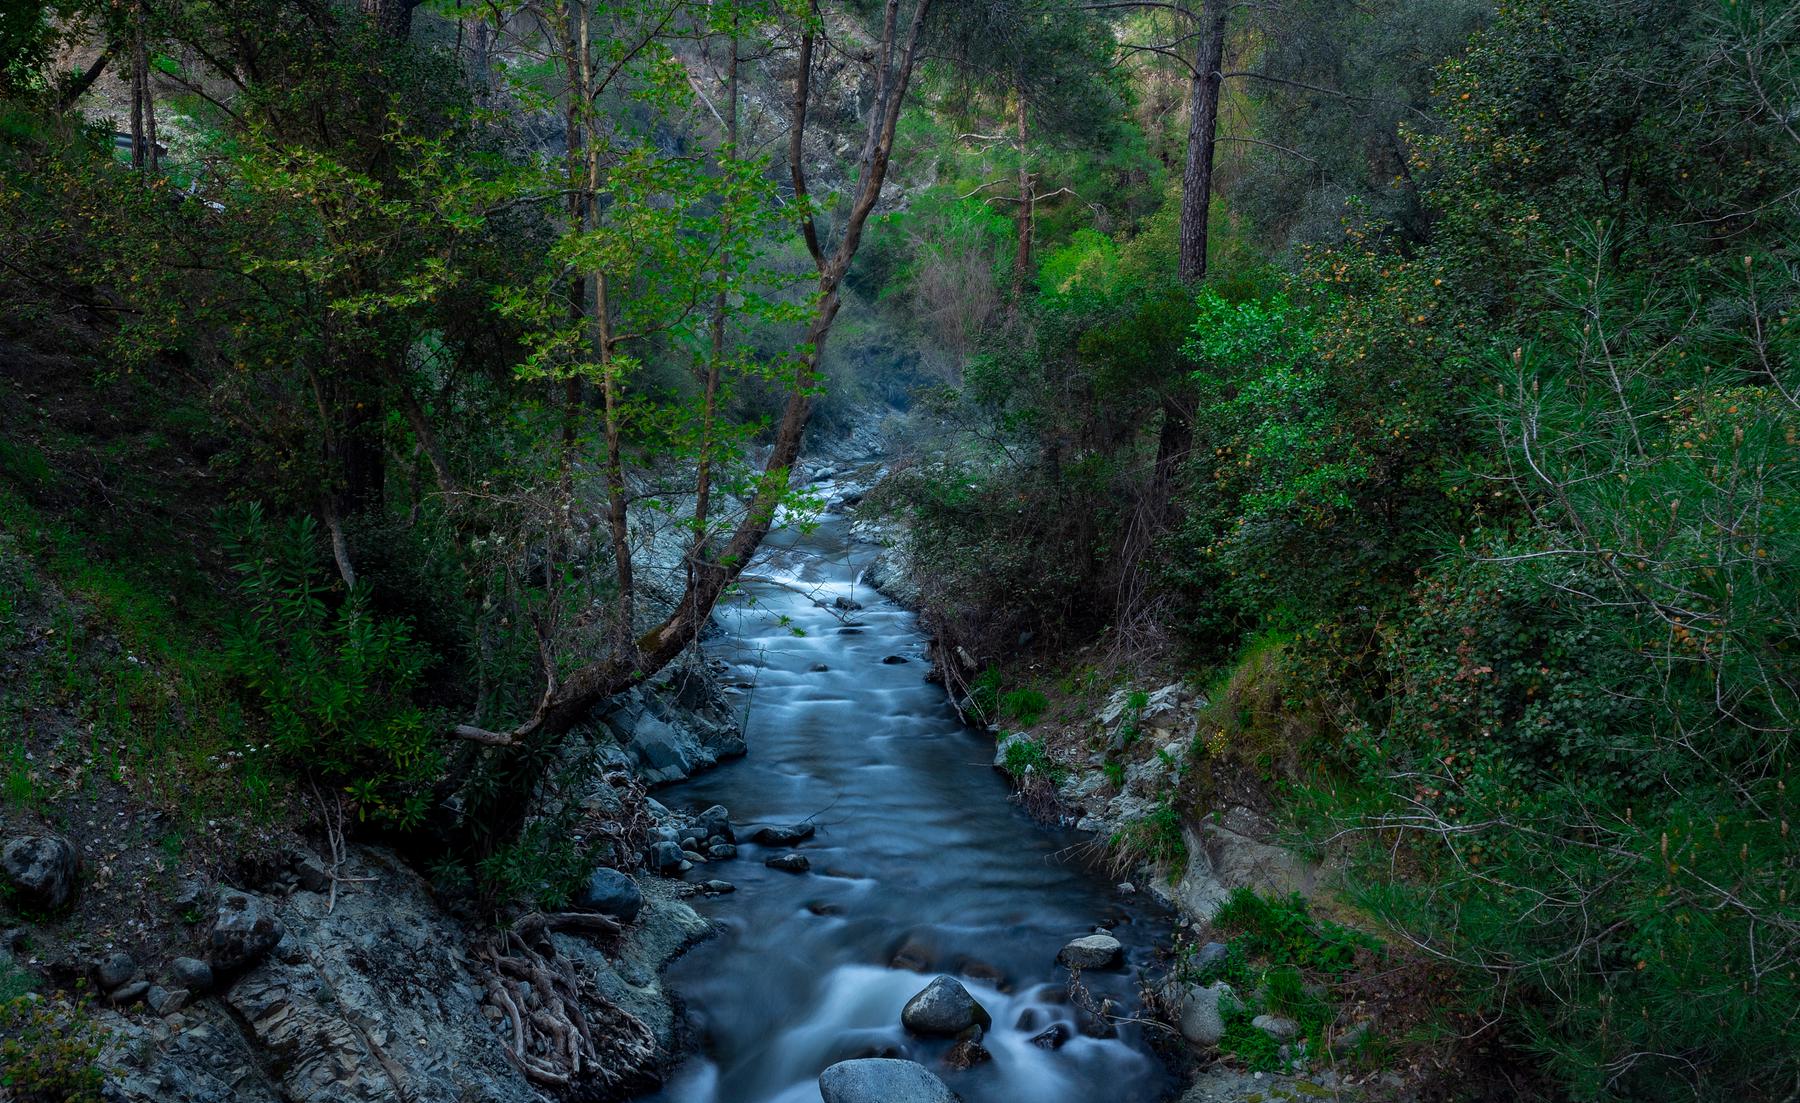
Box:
[999,735,1064,784]
[999,687,1048,726]
[1108,800,1186,875]
[219,504,443,828]
[1211,887,1376,978]
[1184,889,1379,1071]
[0,996,107,1103]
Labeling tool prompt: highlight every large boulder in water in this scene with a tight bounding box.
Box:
[751,822,815,846]
[819,1058,960,1103]
[900,975,991,1036]
[1057,932,1123,970]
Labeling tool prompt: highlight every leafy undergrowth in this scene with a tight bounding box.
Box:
[0,991,110,1103]
[1180,888,1382,1072]
[0,337,302,1013]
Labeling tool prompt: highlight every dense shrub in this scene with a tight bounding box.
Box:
[0,995,107,1103]
[219,504,442,828]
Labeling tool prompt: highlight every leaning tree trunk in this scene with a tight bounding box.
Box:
[456,0,937,857]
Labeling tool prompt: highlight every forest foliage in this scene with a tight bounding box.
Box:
[0,0,1796,1099]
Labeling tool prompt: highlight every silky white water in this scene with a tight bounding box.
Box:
[645,485,1175,1103]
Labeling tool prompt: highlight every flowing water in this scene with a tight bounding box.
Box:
[645,484,1175,1103]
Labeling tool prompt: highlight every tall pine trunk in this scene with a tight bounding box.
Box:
[1150,0,1228,525]
[1012,95,1033,305]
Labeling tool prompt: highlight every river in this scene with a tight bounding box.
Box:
[644,480,1176,1103]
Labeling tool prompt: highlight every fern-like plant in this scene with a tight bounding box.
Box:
[219,504,441,828]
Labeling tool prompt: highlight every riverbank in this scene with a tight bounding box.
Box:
[851,469,1476,1102]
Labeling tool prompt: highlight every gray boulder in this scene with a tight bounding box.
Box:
[108,980,150,1006]
[1,835,78,910]
[764,853,810,873]
[626,715,699,785]
[1057,932,1123,970]
[170,956,214,992]
[1171,983,1230,1046]
[693,804,733,841]
[97,951,137,991]
[207,891,284,974]
[575,867,643,924]
[819,1058,959,1103]
[900,975,991,1036]
[1253,1013,1299,1041]
[291,853,332,894]
[648,841,685,873]
[862,546,921,609]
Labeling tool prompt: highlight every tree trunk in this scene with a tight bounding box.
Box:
[56,49,111,112]
[691,18,740,591]
[359,0,418,39]
[1012,94,1033,305]
[328,352,388,520]
[1131,0,1228,585]
[1177,0,1227,284]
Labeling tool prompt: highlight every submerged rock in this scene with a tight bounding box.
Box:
[1078,996,1120,1039]
[764,853,810,873]
[818,1058,959,1103]
[900,975,991,1036]
[751,823,816,846]
[944,1025,990,1069]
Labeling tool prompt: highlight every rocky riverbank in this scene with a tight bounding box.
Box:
[849,487,1427,1102]
[0,415,910,1103]
[0,659,755,1103]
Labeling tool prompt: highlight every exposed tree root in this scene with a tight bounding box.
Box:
[480,923,655,1090]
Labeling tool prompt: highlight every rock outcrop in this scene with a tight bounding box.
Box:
[98,846,708,1103]
[597,673,746,786]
